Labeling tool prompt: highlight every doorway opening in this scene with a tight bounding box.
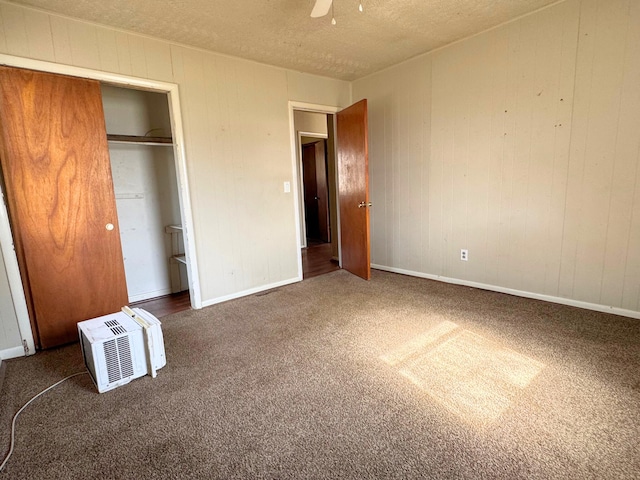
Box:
[290,99,370,282]
[293,110,340,279]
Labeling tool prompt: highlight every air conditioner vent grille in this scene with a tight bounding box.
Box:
[103,336,135,384]
[104,319,127,336]
[117,336,134,378]
[104,339,120,383]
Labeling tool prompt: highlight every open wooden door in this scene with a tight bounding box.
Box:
[337,99,370,280]
[0,67,128,348]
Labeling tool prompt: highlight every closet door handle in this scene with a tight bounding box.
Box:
[105,223,114,231]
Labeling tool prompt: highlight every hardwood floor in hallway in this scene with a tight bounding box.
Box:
[302,242,340,279]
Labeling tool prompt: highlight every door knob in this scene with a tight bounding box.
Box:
[105,223,114,231]
[358,202,366,208]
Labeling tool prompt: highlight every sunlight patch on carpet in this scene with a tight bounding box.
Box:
[381,323,544,426]
[380,321,459,366]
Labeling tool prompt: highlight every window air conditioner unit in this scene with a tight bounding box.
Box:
[78,306,166,393]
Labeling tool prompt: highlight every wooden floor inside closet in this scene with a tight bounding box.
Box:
[131,291,191,318]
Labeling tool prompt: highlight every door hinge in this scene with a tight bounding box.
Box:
[23,339,30,355]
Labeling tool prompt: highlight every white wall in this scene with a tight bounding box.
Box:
[353,0,640,317]
[109,144,181,301]
[0,1,351,353]
[294,111,328,136]
[0,246,21,355]
[0,179,33,359]
[102,85,183,302]
[102,84,173,138]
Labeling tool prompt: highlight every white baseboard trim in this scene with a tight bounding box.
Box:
[201,276,302,308]
[371,264,640,320]
[0,345,27,361]
[128,288,173,303]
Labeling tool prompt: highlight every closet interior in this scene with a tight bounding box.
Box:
[102,84,189,304]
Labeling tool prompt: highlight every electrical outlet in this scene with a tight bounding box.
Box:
[460,249,468,261]
[284,181,291,193]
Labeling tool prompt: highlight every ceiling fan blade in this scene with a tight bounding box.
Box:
[310,0,332,18]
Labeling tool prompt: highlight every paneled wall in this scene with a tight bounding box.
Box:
[0,1,350,356]
[561,0,640,311]
[358,56,432,272]
[354,0,640,315]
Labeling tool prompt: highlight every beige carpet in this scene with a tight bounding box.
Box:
[1,269,639,479]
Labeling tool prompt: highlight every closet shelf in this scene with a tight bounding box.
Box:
[172,254,187,265]
[107,134,174,146]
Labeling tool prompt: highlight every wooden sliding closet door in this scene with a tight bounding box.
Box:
[0,67,128,348]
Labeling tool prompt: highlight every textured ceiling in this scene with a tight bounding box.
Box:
[10,0,560,80]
